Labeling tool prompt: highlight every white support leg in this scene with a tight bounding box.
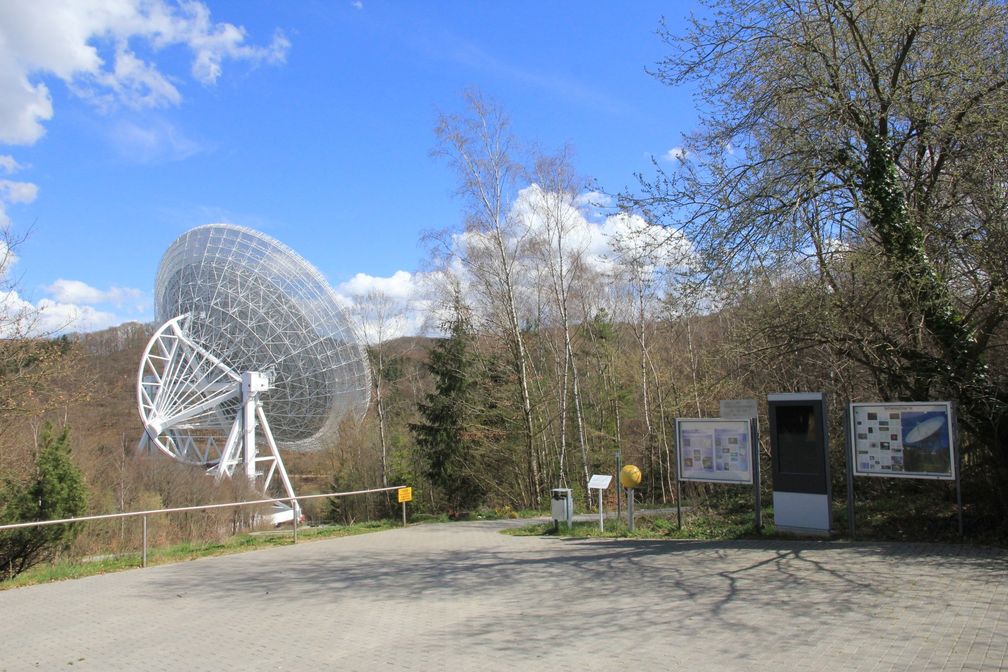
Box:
[213,414,244,480]
[256,402,297,506]
[242,391,257,481]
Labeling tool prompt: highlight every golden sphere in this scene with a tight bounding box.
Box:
[620,464,642,489]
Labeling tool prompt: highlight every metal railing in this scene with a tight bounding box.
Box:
[0,485,406,568]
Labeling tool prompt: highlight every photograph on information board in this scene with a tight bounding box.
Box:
[850,402,955,480]
[676,418,753,484]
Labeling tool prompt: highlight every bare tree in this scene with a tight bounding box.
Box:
[607,215,677,499]
[525,150,593,496]
[432,90,541,506]
[0,229,81,478]
[352,288,412,488]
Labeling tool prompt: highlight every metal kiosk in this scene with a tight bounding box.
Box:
[768,392,832,535]
[551,488,573,530]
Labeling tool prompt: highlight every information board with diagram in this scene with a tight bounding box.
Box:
[850,402,955,480]
[676,418,753,484]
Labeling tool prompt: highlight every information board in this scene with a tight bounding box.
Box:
[676,418,753,484]
[397,486,413,503]
[850,402,955,480]
[587,474,612,490]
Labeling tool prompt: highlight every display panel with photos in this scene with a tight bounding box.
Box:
[676,418,754,484]
[850,402,955,480]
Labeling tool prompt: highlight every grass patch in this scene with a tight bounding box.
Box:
[413,506,541,523]
[507,496,1007,547]
[1,519,400,590]
[504,507,774,541]
[837,495,1006,546]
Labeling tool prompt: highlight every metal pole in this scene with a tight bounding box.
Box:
[956,452,964,537]
[142,515,148,568]
[674,419,682,529]
[676,477,682,530]
[615,451,622,521]
[846,403,856,539]
[956,473,963,536]
[402,500,407,527]
[753,417,762,532]
[627,489,635,533]
[598,489,604,532]
[291,498,298,544]
[953,403,963,537]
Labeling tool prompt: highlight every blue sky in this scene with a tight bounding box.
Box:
[0,1,701,334]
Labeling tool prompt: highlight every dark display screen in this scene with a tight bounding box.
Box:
[770,398,829,495]
[776,405,821,475]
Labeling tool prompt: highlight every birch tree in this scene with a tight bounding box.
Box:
[525,150,592,495]
[433,91,542,506]
[353,288,411,489]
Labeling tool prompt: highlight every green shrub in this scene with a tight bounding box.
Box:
[0,425,88,580]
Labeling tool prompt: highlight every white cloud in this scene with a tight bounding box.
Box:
[110,118,204,163]
[0,278,153,336]
[352,1,364,10]
[0,177,38,227]
[46,279,145,307]
[35,298,121,334]
[0,0,290,145]
[0,238,18,279]
[0,155,22,174]
[0,68,53,145]
[86,43,183,110]
[574,190,613,210]
[332,189,694,340]
[505,183,691,276]
[336,270,416,301]
[440,183,698,329]
[0,289,124,337]
[0,180,38,205]
[664,147,688,162]
[334,270,428,342]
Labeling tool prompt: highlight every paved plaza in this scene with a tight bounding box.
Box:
[0,519,1006,671]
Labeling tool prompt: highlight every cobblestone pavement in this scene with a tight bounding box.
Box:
[1,520,1006,671]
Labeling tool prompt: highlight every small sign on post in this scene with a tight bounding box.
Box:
[720,399,758,421]
[587,474,613,532]
[397,486,412,526]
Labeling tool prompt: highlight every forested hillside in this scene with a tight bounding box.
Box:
[19,284,1005,540]
[3,0,1007,561]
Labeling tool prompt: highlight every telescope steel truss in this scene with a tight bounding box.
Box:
[138,315,296,500]
[137,223,371,501]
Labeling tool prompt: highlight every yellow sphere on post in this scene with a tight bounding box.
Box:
[620,464,642,489]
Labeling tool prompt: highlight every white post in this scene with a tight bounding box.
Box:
[142,515,148,568]
[241,373,257,482]
[598,488,604,532]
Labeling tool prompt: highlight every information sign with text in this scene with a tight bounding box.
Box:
[850,402,955,480]
[676,418,754,484]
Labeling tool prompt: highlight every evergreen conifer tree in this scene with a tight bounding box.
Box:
[411,306,482,516]
[0,424,88,580]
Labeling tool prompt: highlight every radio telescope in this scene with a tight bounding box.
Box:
[137,224,371,504]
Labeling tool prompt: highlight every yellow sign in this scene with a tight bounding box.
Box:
[397,487,413,503]
[620,464,642,489]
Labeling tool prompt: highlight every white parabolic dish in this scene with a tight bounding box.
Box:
[143,223,371,458]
